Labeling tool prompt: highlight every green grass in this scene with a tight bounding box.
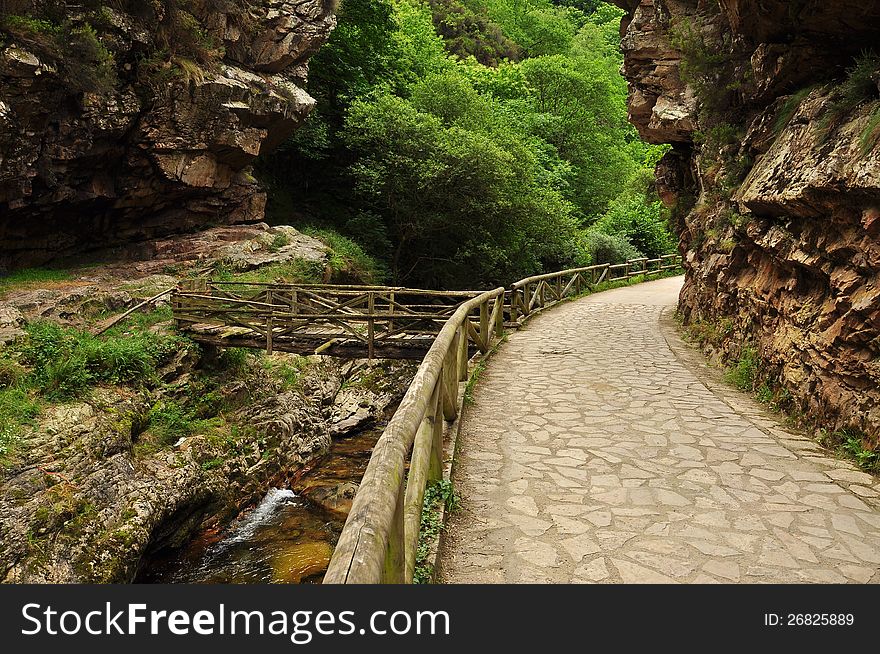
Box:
[773,85,819,134]
[262,355,310,391]
[818,50,880,138]
[0,268,73,296]
[413,480,460,584]
[724,345,759,392]
[137,399,222,455]
[302,227,387,285]
[819,429,880,473]
[268,233,291,252]
[755,382,774,404]
[211,258,326,285]
[464,359,488,406]
[104,305,174,335]
[859,103,880,156]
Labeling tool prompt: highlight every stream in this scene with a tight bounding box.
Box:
[138,425,383,584]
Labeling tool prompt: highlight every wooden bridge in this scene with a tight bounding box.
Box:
[172,255,681,361]
[170,255,682,584]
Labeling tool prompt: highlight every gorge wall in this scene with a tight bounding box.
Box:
[611,0,880,444]
[0,1,336,270]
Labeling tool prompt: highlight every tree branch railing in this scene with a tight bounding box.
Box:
[508,254,681,323]
[322,287,506,583]
[172,281,496,359]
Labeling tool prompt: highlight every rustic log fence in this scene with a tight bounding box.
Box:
[172,281,501,360]
[322,287,506,583]
[322,254,681,583]
[508,254,681,323]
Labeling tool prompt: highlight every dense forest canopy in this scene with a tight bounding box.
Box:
[259,0,673,289]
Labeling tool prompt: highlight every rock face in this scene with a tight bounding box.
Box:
[0,356,414,583]
[0,2,336,270]
[611,0,880,442]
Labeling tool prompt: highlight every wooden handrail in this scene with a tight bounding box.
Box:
[323,287,505,583]
[507,254,682,324]
[510,263,609,290]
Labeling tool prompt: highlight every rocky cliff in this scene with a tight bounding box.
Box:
[612,0,880,445]
[0,1,336,270]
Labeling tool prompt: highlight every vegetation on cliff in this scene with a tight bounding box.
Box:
[261,0,671,288]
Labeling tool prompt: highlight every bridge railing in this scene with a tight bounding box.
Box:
[323,287,506,583]
[508,254,681,323]
[172,281,492,359]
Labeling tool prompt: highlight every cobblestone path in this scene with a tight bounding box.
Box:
[440,276,880,583]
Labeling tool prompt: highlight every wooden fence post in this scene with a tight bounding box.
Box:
[479,300,489,353]
[367,292,375,361]
[441,341,458,421]
[494,295,504,337]
[457,323,469,381]
[266,289,274,354]
[383,484,406,584]
[509,289,519,323]
[403,382,442,582]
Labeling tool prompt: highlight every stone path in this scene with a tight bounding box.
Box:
[440,276,880,583]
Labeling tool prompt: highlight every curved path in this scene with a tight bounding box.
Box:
[440,276,880,583]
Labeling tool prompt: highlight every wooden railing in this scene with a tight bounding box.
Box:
[508,254,681,323]
[172,281,499,360]
[322,288,506,583]
[323,254,682,583]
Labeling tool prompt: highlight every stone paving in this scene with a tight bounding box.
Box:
[440,276,880,583]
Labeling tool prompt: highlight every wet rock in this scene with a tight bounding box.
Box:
[270,542,333,584]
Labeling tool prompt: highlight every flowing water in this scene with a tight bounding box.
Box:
[140,425,382,584]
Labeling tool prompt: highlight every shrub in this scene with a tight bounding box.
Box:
[19,320,177,398]
[20,321,71,372]
[0,387,40,459]
[82,336,155,384]
[302,227,387,284]
[580,229,643,265]
[594,194,674,258]
[218,347,250,373]
[0,14,117,94]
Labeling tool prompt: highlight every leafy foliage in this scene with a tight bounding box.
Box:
[413,479,460,583]
[259,0,673,288]
[724,344,759,392]
[427,0,520,65]
[18,319,183,400]
[579,229,642,265]
[594,194,673,259]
